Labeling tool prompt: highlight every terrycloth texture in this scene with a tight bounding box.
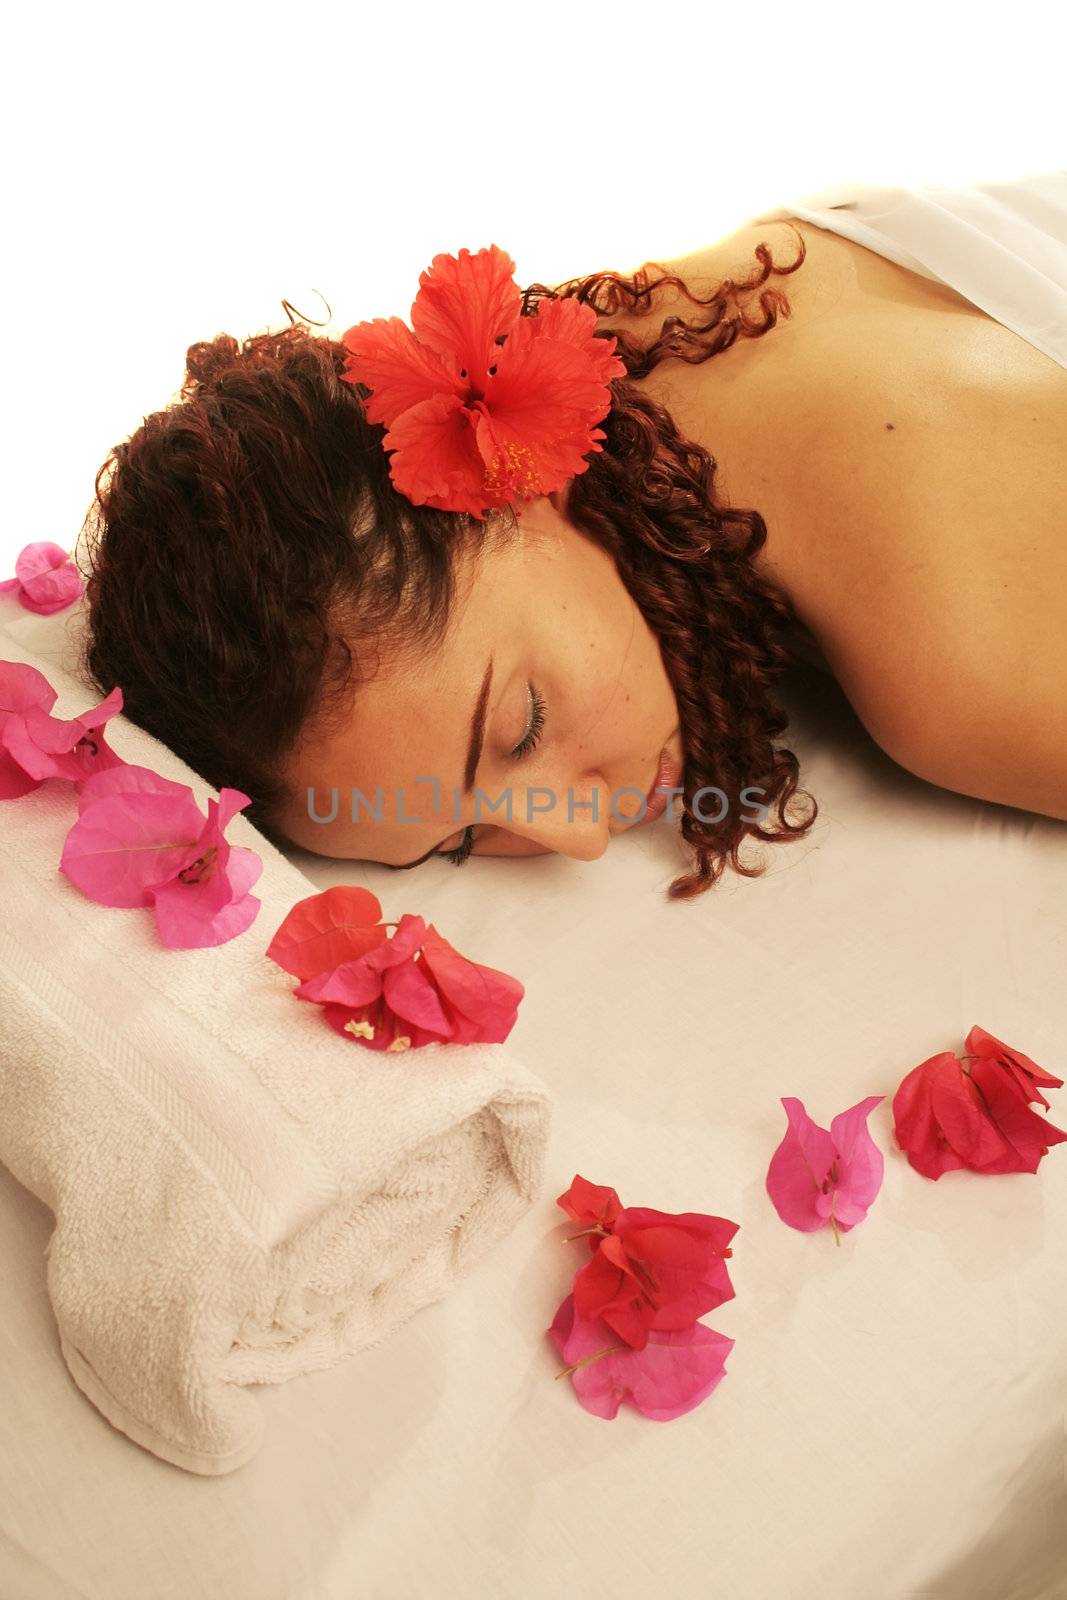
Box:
[0,596,551,1477]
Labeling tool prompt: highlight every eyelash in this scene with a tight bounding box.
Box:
[440,683,547,866]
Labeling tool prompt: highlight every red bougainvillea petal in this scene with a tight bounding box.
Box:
[892,1052,1016,1179]
[615,1209,738,1325]
[296,960,385,1009]
[364,912,428,971]
[417,923,524,1042]
[964,1023,1064,1110]
[409,244,521,374]
[572,1245,661,1350]
[967,1056,1067,1174]
[278,891,524,1051]
[556,1175,624,1233]
[340,315,463,429]
[266,885,387,979]
[547,1294,735,1422]
[318,997,431,1053]
[382,956,453,1035]
[382,392,489,516]
[572,1208,737,1351]
[928,1053,1013,1168]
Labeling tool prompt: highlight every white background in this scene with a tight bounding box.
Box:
[2,0,1063,573]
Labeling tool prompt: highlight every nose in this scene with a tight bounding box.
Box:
[473,775,615,861]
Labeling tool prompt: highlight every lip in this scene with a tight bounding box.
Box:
[636,738,684,826]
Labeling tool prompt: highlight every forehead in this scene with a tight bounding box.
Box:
[280,540,509,860]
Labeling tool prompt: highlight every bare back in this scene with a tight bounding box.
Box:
[597,215,1067,819]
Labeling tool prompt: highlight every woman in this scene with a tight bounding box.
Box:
[78,171,1067,902]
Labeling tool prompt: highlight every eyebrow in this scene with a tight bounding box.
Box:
[388,654,494,870]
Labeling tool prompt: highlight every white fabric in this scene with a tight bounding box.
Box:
[0,594,551,1478]
[2,608,1066,1594]
[751,168,1067,370]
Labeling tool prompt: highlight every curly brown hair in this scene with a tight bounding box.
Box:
[78,230,818,899]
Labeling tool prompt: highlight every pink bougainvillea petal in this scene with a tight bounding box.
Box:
[151,874,261,950]
[408,244,521,374]
[821,1095,885,1227]
[5,687,125,782]
[383,392,490,517]
[3,542,85,614]
[14,541,71,583]
[0,755,42,799]
[60,789,207,907]
[765,1096,838,1231]
[75,761,191,814]
[213,788,252,836]
[340,315,464,429]
[265,884,387,979]
[767,1095,884,1234]
[0,660,58,715]
[22,565,85,615]
[222,844,265,903]
[145,792,263,947]
[0,661,57,797]
[547,1294,734,1421]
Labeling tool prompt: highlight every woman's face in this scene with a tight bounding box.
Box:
[280,493,683,868]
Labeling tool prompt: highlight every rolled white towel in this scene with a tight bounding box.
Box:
[0,606,551,1476]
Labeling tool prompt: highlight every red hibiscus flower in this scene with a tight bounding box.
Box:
[556,1175,738,1351]
[892,1027,1066,1179]
[340,244,627,518]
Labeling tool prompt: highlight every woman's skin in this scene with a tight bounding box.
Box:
[623,216,1067,823]
[281,502,686,864]
[282,212,1067,864]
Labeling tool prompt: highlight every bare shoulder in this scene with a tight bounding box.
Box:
[789,319,1067,824]
[597,216,1067,825]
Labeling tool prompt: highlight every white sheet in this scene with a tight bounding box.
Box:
[752,168,1067,371]
[3,661,1065,1600]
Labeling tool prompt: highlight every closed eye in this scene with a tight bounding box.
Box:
[438,683,548,865]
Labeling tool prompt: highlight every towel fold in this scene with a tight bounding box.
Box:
[0,611,551,1476]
